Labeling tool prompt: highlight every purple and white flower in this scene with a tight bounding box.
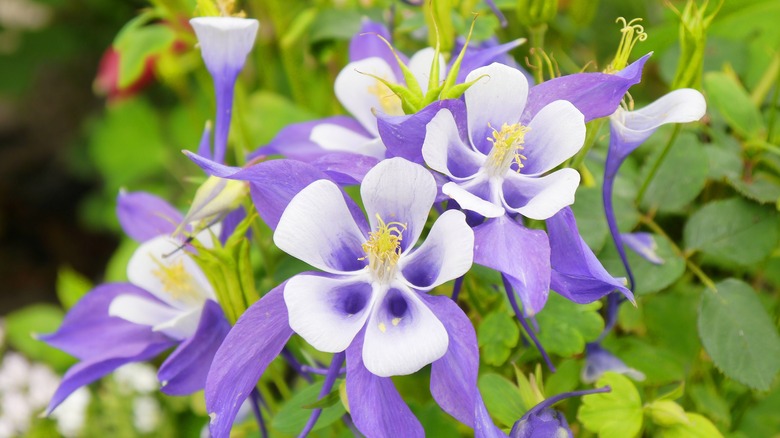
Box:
[603,88,706,288]
[205,159,492,438]
[41,191,231,413]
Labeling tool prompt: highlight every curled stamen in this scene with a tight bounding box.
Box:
[608,17,648,73]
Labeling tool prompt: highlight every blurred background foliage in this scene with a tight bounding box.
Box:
[1,0,780,436]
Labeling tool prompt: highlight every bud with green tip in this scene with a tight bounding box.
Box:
[671,0,722,90]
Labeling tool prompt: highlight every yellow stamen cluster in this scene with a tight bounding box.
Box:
[367,80,403,116]
[361,214,406,282]
[486,123,531,176]
[607,17,648,73]
[152,257,199,301]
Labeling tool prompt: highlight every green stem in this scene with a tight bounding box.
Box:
[766,67,780,143]
[639,215,717,292]
[636,125,681,205]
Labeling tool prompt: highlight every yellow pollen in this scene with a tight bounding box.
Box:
[361,214,406,281]
[391,317,401,327]
[486,122,531,174]
[151,257,199,301]
[378,322,387,333]
[367,80,403,116]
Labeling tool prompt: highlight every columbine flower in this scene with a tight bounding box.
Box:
[603,89,706,288]
[581,342,645,384]
[509,387,611,438]
[41,191,231,413]
[205,159,490,437]
[420,62,585,315]
[190,16,259,164]
[253,19,523,173]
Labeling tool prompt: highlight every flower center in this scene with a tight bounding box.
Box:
[367,79,403,116]
[484,122,531,177]
[151,257,202,302]
[361,214,406,283]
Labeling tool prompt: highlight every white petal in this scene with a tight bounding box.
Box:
[152,306,203,340]
[335,57,401,135]
[502,168,581,220]
[465,63,529,153]
[442,181,504,218]
[284,274,374,353]
[360,158,437,251]
[613,88,707,144]
[523,100,586,175]
[422,109,484,181]
[274,180,367,274]
[108,295,181,329]
[310,123,385,159]
[126,235,216,310]
[400,210,474,290]
[362,286,448,377]
[408,48,446,94]
[190,17,259,74]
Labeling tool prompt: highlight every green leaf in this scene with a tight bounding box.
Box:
[599,232,685,295]
[684,198,779,266]
[56,266,92,310]
[577,372,643,438]
[570,187,608,251]
[698,279,780,390]
[657,413,724,438]
[535,294,603,357]
[477,311,520,366]
[726,172,780,205]
[271,381,346,435]
[5,304,76,371]
[308,8,362,42]
[477,373,526,428]
[114,24,175,89]
[645,400,688,427]
[737,386,780,437]
[603,338,685,385]
[300,390,340,409]
[639,132,709,213]
[703,72,765,140]
[689,384,731,429]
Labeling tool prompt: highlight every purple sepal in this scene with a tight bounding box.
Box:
[40,283,172,360]
[349,18,405,79]
[311,152,380,185]
[622,232,664,265]
[219,206,249,244]
[158,300,231,396]
[582,342,645,384]
[377,99,467,164]
[249,116,370,162]
[184,152,332,230]
[47,340,174,414]
[346,329,424,438]
[453,37,526,84]
[546,207,633,304]
[473,216,551,316]
[116,191,182,242]
[205,284,293,438]
[523,53,651,123]
[509,409,573,438]
[426,295,477,427]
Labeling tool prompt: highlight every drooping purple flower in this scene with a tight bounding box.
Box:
[546,207,633,304]
[509,387,611,438]
[205,158,491,437]
[581,342,645,384]
[41,192,230,413]
[622,232,664,265]
[603,89,706,288]
[190,17,259,164]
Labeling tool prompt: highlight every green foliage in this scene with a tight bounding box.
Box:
[56,266,92,310]
[599,233,686,296]
[684,198,779,266]
[271,381,347,435]
[704,72,765,140]
[478,373,526,428]
[578,372,644,438]
[535,294,604,357]
[698,279,780,391]
[477,310,520,366]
